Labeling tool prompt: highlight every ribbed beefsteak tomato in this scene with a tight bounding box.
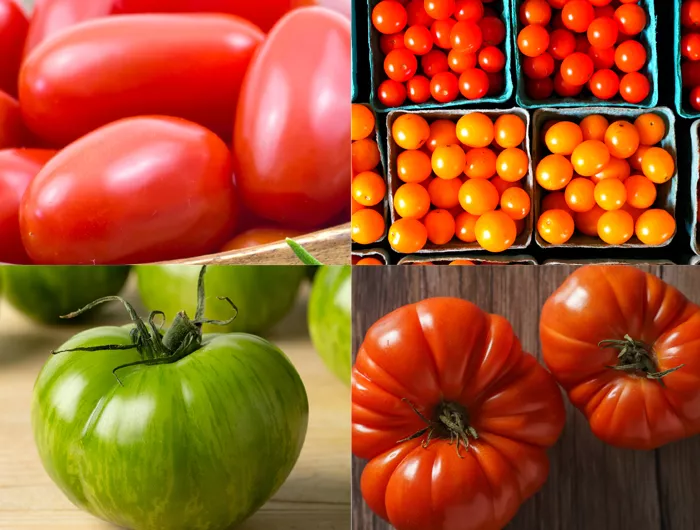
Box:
[20,14,263,146]
[20,116,238,264]
[540,265,700,450]
[353,297,565,530]
[32,267,308,530]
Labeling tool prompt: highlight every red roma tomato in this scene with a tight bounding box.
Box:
[0,148,56,264]
[541,265,700,450]
[353,298,566,530]
[0,0,27,97]
[235,8,349,229]
[21,116,237,264]
[24,0,294,57]
[0,90,24,149]
[20,14,264,147]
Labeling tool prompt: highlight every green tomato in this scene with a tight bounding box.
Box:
[32,270,308,530]
[136,265,305,334]
[308,266,351,384]
[2,266,130,323]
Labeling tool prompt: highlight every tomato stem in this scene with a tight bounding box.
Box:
[599,334,684,385]
[52,266,239,385]
[397,398,478,458]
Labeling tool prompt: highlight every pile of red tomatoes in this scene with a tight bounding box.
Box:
[371,0,507,106]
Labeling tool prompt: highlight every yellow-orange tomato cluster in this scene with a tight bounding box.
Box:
[351,104,388,245]
[388,112,531,254]
[536,113,676,247]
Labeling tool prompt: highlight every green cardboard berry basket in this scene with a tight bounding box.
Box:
[689,119,700,254]
[674,0,700,118]
[398,254,537,264]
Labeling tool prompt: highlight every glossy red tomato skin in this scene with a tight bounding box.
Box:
[291,0,350,18]
[234,8,350,229]
[0,90,24,149]
[541,266,700,450]
[353,298,566,530]
[0,148,56,264]
[21,116,238,264]
[20,14,264,147]
[24,0,293,57]
[0,0,28,97]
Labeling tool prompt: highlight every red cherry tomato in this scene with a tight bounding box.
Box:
[450,20,482,53]
[691,86,700,111]
[20,14,264,147]
[234,8,349,229]
[372,0,408,34]
[486,72,504,96]
[378,79,408,106]
[682,33,700,61]
[430,71,459,102]
[619,71,650,103]
[589,68,619,99]
[523,51,555,79]
[553,71,583,97]
[0,0,27,97]
[526,76,554,99]
[424,0,455,20]
[458,67,489,99]
[404,24,433,54]
[454,0,484,22]
[447,48,477,72]
[548,28,576,60]
[520,0,552,26]
[562,0,595,33]
[21,117,238,264]
[478,45,506,72]
[588,44,615,69]
[614,4,646,36]
[406,0,433,26]
[682,0,700,29]
[421,48,449,77]
[587,16,618,48]
[406,74,432,102]
[0,149,57,264]
[614,39,647,73]
[380,31,406,53]
[478,15,505,45]
[560,52,595,86]
[517,24,550,57]
[385,48,419,81]
[431,18,456,48]
[0,90,24,149]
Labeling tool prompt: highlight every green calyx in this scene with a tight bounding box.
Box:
[286,238,322,265]
[599,334,684,385]
[52,266,238,385]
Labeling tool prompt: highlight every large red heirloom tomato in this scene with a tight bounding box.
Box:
[352,298,565,530]
[541,265,700,450]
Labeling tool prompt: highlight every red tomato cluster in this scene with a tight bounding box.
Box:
[351,104,388,245]
[680,0,700,110]
[387,112,530,254]
[517,0,651,103]
[0,1,350,264]
[536,113,676,246]
[371,0,507,106]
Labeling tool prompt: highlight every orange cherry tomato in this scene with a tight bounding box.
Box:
[579,114,609,141]
[352,104,375,141]
[475,210,517,252]
[562,0,595,33]
[458,178,499,215]
[634,113,666,146]
[394,182,431,218]
[517,24,550,58]
[591,156,631,183]
[496,147,529,182]
[615,4,646,36]
[352,208,385,244]
[571,140,610,177]
[635,209,676,246]
[424,208,456,244]
[575,204,605,237]
[356,257,384,265]
[351,198,365,214]
[545,121,583,155]
[536,154,574,190]
[388,217,428,252]
[397,149,432,182]
[449,259,475,265]
[594,178,627,210]
[538,209,575,244]
[392,114,431,149]
[352,138,381,172]
[455,211,478,242]
[426,119,459,151]
[614,40,647,73]
[542,191,574,216]
[625,174,657,209]
[428,176,462,208]
[493,114,526,149]
[619,72,650,104]
[378,79,407,106]
[630,144,650,171]
[464,147,497,179]
[500,187,531,220]
[604,120,640,159]
[406,75,432,103]
[432,144,466,179]
[490,175,521,196]
[641,147,675,184]
[372,0,408,34]
[458,67,490,99]
[565,177,596,213]
[456,112,494,147]
[353,171,387,206]
[597,209,634,244]
[587,16,618,48]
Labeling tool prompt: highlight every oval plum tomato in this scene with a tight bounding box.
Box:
[406,75,432,103]
[562,0,595,33]
[429,71,459,102]
[0,0,27,97]
[478,16,505,45]
[352,209,385,244]
[541,265,700,449]
[423,209,455,244]
[596,209,633,244]
[517,24,550,57]
[635,209,675,246]
[560,52,594,86]
[21,14,265,146]
[589,69,619,99]
[458,67,489,99]
[537,209,575,244]
[378,79,408,106]
[353,298,565,530]
[21,117,238,264]
[220,227,305,251]
[404,24,433,54]
[388,217,427,252]
[34,271,308,529]
[587,16,618,48]
[0,149,56,264]
[614,4,646,36]
[235,8,349,229]
[0,90,24,149]
[372,0,408,34]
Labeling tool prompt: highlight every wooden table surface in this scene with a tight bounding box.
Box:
[0,283,350,530]
[352,265,700,530]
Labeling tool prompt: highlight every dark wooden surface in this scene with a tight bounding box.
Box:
[352,265,700,530]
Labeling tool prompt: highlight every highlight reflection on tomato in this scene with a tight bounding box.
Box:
[353,298,565,530]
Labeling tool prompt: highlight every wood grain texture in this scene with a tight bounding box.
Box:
[161,224,351,266]
[352,265,700,530]
[0,283,350,529]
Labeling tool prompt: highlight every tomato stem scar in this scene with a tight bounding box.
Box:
[599,334,685,385]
